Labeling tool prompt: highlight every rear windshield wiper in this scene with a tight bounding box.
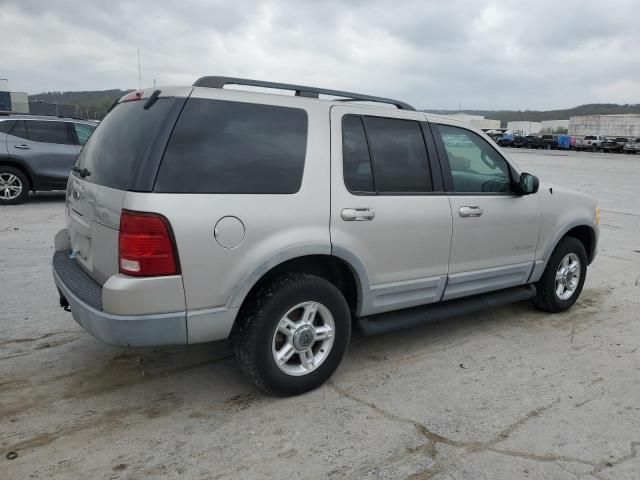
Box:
[72,166,91,178]
[144,89,161,110]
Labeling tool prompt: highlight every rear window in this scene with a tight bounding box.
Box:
[154,98,308,194]
[75,99,175,190]
[25,120,74,145]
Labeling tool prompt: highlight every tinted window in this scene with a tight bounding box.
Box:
[25,120,73,144]
[342,115,374,193]
[436,124,511,193]
[363,117,431,193]
[155,99,308,194]
[73,123,96,146]
[76,99,175,190]
[0,120,15,134]
[584,136,597,140]
[9,120,27,140]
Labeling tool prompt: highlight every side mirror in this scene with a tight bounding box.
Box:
[517,172,539,195]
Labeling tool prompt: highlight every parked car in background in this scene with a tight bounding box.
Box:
[574,135,605,151]
[623,138,640,153]
[600,138,621,153]
[526,136,547,149]
[51,77,599,395]
[557,134,572,150]
[541,134,559,149]
[512,135,529,148]
[614,137,628,152]
[0,114,97,204]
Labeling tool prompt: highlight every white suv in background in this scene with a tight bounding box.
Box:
[52,77,599,395]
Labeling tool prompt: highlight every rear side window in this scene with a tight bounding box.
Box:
[342,115,432,194]
[155,99,308,194]
[584,136,597,140]
[0,120,15,134]
[25,120,73,145]
[76,99,175,190]
[342,116,374,192]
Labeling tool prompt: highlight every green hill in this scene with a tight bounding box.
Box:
[424,104,640,128]
[27,90,640,125]
[29,90,132,118]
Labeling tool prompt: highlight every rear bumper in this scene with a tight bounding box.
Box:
[53,250,188,347]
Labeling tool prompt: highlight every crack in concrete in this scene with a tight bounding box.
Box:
[328,383,600,478]
[587,441,640,479]
[0,331,80,347]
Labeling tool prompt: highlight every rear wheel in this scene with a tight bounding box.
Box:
[532,237,587,313]
[0,166,29,205]
[234,273,351,396]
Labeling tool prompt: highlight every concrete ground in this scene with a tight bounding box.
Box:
[1,150,639,480]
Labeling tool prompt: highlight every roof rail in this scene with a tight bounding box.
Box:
[192,76,415,111]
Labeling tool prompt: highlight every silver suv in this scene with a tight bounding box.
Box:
[52,77,599,395]
[0,114,97,204]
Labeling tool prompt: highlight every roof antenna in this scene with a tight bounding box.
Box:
[137,48,142,89]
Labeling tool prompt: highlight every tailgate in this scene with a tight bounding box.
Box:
[66,175,125,285]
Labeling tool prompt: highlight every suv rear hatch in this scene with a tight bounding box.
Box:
[66,87,190,285]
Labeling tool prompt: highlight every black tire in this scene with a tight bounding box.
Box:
[532,237,587,313]
[0,166,29,205]
[234,273,351,396]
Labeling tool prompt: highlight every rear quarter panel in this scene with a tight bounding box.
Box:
[123,90,332,312]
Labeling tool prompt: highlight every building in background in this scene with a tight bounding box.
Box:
[0,79,29,113]
[448,113,501,130]
[506,121,542,135]
[28,100,76,117]
[569,115,640,138]
[541,119,569,133]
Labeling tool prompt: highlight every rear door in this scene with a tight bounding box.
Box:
[330,106,452,316]
[10,120,78,186]
[431,122,541,300]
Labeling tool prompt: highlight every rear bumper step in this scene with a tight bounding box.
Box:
[52,250,188,347]
[356,285,536,335]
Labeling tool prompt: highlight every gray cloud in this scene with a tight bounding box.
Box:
[1,0,639,109]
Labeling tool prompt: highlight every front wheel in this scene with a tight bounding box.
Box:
[234,273,351,396]
[532,237,587,313]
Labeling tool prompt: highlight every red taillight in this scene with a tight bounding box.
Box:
[119,210,179,277]
[121,90,144,102]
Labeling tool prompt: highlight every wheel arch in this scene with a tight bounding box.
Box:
[563,225,596,264]
[229,252,367,334]
[544,223,597,266]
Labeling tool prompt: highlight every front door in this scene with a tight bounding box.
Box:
[330,106,452,316]
[431,122,541,300]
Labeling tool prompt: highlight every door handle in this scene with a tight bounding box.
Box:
[14,144,30,150]
[459,206,483,217]
[341,208,375,221]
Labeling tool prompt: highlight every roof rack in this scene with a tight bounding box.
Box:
[192,76,415,111]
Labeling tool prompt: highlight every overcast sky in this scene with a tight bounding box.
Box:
[1,0,639,110]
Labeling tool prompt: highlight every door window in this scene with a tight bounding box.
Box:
[436,124,512,193]
[72,123,96,146]
[8,120,27,139]
[341,115,432,194]
[24,120,74,145]
[342,115,375,193]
